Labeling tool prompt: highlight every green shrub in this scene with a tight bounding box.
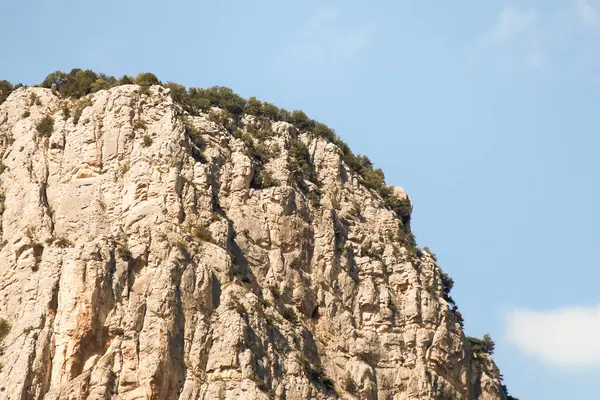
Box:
[165,82,187,103]
[288,140,316,188]
[182,118,206,163]
[142,135,152,147]
[54,237,74,248]
[61,105,71,120]
[290,110,314,131]
[117,244,133,261]
[344,373,357,394]
[244,96,263,116]
[468,334,495,355]
[262,102,279,120]
[254,169,278,189]
[22,111,30,118]
[134,72,160,87]
[118,75,134,85]
[192,226,213,242]
[0,80,14,105]
[72,97,92,125]
[36,116,54,137]
[282,307,298,325]
[133,120,147,130]
[312,122,336,141]
[0,318,11,342]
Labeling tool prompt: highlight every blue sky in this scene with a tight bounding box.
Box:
[2,1,600,398]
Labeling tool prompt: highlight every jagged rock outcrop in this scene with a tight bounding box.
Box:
[0,85,507,399]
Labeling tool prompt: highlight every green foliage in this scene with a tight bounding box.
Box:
[290,110,314,131]
[183,118,206,163]
[288,140,316,189]
[468,334,495,355]
[439,270,454,304]
[244,96,263,116]
[42,69,105,98]
[254,169,278,188]
[344,373,358,394]
[192,226,213,243]
[282,307,298,325]
[54,237,74,248]
[262,102,279,120]
[0,318,11,342]
[142,135,152,147]
[22,111,30,118]
[72,97,92,125]
[117,244,133,261]
[312,122,336,141]
[118,75,134,85]
[61,105,70,120]
[36,116,54,137]
[165,82,187,103]
[134,72,160,87]
[0,80,14,105]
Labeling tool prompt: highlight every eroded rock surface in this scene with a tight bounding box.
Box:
[0,86,506,399]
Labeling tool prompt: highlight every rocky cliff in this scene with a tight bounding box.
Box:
[0,83,508,399]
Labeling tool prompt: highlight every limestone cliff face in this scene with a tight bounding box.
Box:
[0,86,506,400]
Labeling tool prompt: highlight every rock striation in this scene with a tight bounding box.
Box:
[0,85,507,399]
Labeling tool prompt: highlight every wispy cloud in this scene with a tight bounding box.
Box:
[473,5,544,71]
[507,306,600,367]
[472,1,600,75]
[577,0,599,25]
[271,7,376,84]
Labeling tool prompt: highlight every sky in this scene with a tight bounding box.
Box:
[1,0,599,398]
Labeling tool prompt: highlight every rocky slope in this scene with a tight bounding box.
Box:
[0,84,507,399]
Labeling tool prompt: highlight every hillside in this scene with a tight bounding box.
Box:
[0,71,515,400]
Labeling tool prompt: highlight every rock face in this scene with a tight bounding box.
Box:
[0,86,507,399]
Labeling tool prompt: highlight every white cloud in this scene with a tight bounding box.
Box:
[576,0,599,25]
[507,306,600,367]
[480,6,538,47]
[472,1,600,74]
[272,8,375,83]
[474,6,544,71]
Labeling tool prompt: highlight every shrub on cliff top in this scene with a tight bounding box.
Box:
[468,334,495,355]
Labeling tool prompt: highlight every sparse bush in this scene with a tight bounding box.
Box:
[244,96,262,116]
[117,244,133,261]
[254,169,278,188]
[192,226,213,242]
[118,75,134,85]
[142,135,152,147]
[165,82,187,102]
[290,110,314,131]
[0,80,14,105]
[175,240,188,252]
[439,270,454,304]
[62,105,70,120]
[262,102,279,120]
[468,334,495,355]
[73,97,92,125]
[134,72,160,87]
[183,118,206,163]
[282,307,298,325]
[312,122,336,141]
[22,111,30,118]
[0,318,11,342]
[36,116,54,137]
[344,373,357,394]
[54,236,74,248]
[288,140,316,189]
[133,119,147,130]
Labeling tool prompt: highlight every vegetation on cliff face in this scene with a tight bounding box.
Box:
[3,69,412,224]
[0,70,515,399]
